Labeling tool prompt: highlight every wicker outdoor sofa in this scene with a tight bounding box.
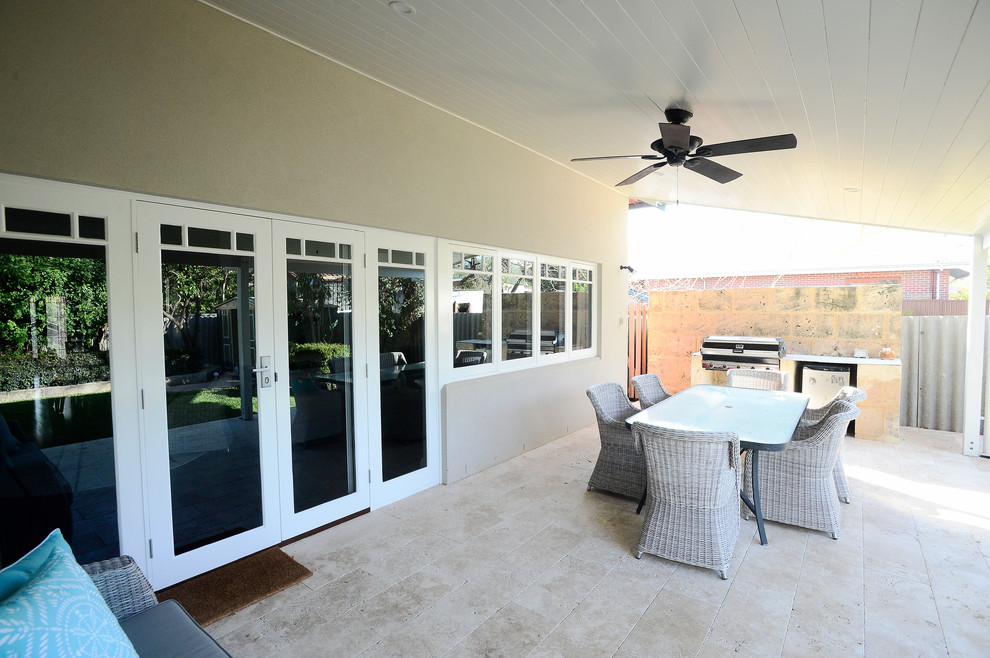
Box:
[83,556,230,656]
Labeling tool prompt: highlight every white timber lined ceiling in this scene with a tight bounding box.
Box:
[203,0,990,236]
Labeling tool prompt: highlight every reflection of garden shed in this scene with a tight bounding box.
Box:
[216,297,255,369]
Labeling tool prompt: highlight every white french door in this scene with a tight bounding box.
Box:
[136,204,437,587]
[367,232,440,509]
[136,202,282,587]
[272,221,371,539]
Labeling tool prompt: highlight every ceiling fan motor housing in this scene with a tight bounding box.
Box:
[650,134,704,164]
[663,107,693,125]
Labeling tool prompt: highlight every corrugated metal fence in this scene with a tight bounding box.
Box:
[900,315,989,432]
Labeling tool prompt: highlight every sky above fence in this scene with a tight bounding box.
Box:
[628,204,974,281]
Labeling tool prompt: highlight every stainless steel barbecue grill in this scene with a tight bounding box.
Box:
[700,335,786,371]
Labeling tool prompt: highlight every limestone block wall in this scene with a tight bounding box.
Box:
[648,284,902,393]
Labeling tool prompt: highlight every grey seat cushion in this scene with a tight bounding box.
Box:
[119,599,230,657]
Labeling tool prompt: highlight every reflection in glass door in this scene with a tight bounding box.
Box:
[0,221,120,567]
[161,248,263,555]
[378,255,427,481]
[274,224,368,538]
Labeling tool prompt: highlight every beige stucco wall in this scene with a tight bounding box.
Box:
[0,0,627,482]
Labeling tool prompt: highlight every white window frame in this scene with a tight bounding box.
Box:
[441,240,599,382]
[569,262,598,359]
[444,242,497,377]
[535,257,570,366]
[497,251,538,371]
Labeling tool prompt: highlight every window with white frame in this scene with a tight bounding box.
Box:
[447,243,596,375]
[571,265,594,351]
[451,250,494,368]
[501,256,534,361]
[540,261,567,357]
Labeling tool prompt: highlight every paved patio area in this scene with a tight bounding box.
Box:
[208,424,990,656]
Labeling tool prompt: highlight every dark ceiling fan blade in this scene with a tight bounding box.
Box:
[658,122,691,152]
[683,157,742,184]
[571,154,663,161]
[694,133,797,157]
[616,162,667,186]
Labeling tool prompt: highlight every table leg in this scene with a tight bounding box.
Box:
[739,448,768,545]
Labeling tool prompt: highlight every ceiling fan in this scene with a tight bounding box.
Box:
[572,108,797,186]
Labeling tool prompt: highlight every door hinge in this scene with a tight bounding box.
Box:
[135,232,140,253]
[364,253,367,268]
[365,363,369,378]
[148,539,153,558]
[140,389,145,409]
[368,469,372,483]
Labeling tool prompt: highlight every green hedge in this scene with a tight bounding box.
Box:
[0,352,110,391]
[287,342,350,373]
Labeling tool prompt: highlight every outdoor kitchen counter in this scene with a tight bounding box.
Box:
[782,353,901,366]
[690,353,901,443]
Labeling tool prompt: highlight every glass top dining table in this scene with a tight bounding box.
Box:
[627,384,809,545]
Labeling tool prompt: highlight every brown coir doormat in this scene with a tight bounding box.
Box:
[157,547,312,626]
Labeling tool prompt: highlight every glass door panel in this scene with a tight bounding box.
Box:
[162,249,262,555]
[274,223,368,538]
[286,260,355,511]
[0,231,119,567]
[378,264,427,481]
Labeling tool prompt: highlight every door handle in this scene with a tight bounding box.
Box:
[254,356,272,388]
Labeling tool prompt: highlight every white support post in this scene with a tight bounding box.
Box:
[962,235,988,456]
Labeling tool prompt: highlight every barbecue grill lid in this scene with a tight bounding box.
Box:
[701,335,786,357]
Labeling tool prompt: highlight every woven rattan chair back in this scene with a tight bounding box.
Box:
[631,373,672,409]
[726,368,789,391]
[797,386,866,504]
[585,383,646,499]
[631,422,741,579]
[745,399,860,539]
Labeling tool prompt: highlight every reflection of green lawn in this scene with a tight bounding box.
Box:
[0,388,274,447]
[166,388,259,427]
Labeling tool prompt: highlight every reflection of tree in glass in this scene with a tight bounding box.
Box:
[287,272,344,344]
[379,277,424,349]
[161,264,238,347]
[456,272,491,292]
[0,254,108,354]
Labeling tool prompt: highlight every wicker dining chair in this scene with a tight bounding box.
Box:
[797,386,867,504]
[631,422,741,579]
[585,383,646,499]
[726,368,789,392]
[630,373,672,409]
[743,399,860,539]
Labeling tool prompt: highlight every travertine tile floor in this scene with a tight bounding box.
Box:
[209,425,990,656]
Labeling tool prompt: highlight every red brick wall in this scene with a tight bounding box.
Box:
[636,269,950,301]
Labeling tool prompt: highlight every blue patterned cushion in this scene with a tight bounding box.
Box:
[0,529,137,657]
